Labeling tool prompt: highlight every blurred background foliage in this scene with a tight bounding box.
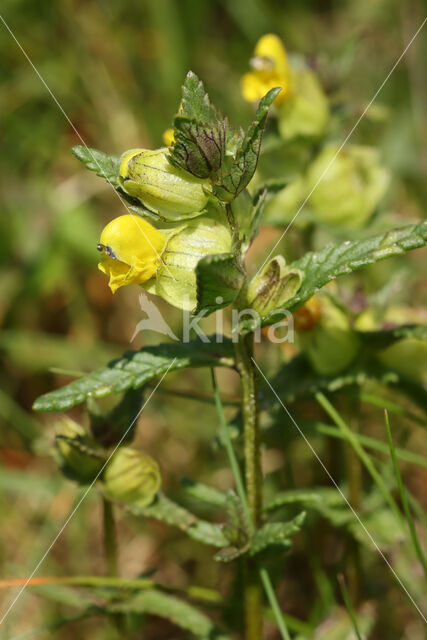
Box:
[0,0,426,638]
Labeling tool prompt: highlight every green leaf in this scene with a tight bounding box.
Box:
[195,253,245,315]
[357,324,427,349]
[250,512,306,555]
[132,494,229,548]
[180,70,218,124]
[71,145,120,187]
[110,589,231,639]
[168,116,226,179]
[213,88,281,202]
[231,189,267,253]
[33,339,234,412]
[265,488,342,513]
[241,221,427,331]
[182,478,227,507]
[261,355,427,413]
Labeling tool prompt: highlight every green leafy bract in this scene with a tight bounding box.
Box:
[33,339,234,411]
[180,70,219,124]
[169,116,227,179]
[213,87,281,202]
[168,71,227,179]
[241,221,427,332]
[195,253,245,315]
[231,189,267,253]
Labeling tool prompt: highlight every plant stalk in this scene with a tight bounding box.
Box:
[235,332,263,640]
[103,497,119,577]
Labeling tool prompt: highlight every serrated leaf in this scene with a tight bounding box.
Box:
[265,488,343,513]
[231,189,266,253]
[250,512,306,555]
[213,88,281,202]
[241,222,427,332]
[169,116,226,179]
[72,145,120,187]
[214,543,250,563]
[180,71,219,124]
[33,339,234,412]
[195,253,245,315]
[132,494,229,548]
[110,589,231,639]
[182,478,227,507]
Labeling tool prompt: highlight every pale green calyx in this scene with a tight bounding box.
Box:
[103,447,161,508]
[146,216,233,311]
[247,255,302,315]
[119,147,210,220]
[297,295,361,376]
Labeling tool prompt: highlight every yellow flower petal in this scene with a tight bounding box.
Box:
[97,215,166,293]
[162,128,175,146]
[241,34,292,105]
[254,34,290,78]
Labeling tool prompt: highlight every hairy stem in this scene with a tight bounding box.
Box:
[235,332,263,640]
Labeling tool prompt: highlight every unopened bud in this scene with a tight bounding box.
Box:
[119,148,210,220]
[55,416,104,484]
[103,447,161,508]
[248,255,302,315]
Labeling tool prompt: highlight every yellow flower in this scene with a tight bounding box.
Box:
[241,34,292,106]
[97,215,166,293]
[162,128,175,146]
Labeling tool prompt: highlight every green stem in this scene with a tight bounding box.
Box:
[103,497,119,577]
[211,368,291,640]
[234,333,263,640]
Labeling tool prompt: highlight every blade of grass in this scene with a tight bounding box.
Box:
[356,391,425,427]
[337,574,362,640]
[316,423,427,469]
[384,410,427,577]
[315,392,403,525]
[211,369,291,640]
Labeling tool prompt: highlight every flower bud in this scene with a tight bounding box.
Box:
[55,416,104,484]
[247,255,302,315]
[151,216,233,311]
[103,447,161,508]
[97,214,166,293]
[296,295,360,376]
[119,148,210,220]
